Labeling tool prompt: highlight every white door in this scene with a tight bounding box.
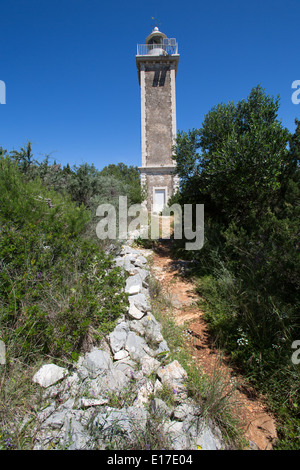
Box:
[154,189,166,213]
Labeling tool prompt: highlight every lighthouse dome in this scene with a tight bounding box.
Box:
[145,27,167,56]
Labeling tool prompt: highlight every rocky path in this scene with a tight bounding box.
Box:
[29,236,277,451]
[149,241,278,450]
[29,241,224,450]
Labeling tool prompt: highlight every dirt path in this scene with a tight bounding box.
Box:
[147,241,277,450]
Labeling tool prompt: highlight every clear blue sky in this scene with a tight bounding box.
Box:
[1,0,299,170]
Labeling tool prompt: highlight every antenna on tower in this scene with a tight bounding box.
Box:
[151,17,161,29]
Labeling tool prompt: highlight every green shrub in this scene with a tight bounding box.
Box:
[172,91,300,448]
[0,157,127,364]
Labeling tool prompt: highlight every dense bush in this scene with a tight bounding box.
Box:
[4,144,143,245]
[173,86,300,448]
[7,145,142,210]
[0,157,127,363]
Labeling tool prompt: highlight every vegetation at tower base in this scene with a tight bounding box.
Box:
[173,85,300,449]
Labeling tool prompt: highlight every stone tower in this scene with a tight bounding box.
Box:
[136,27,179,213]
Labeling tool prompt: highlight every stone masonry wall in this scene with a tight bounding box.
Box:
[144,63,174,167]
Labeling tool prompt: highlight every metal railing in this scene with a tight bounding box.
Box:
[137,41,178,56]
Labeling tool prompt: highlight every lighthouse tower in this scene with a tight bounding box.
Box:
[136,26,179,213]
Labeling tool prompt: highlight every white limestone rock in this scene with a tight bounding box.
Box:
[33,364,68,388]
[128,299,145,320]
[129,293,151,313]
[151,398,173,418]
[128,319,145,335]
[141,313,164,344]
[113,349,129,360]
[155,340,170,357]
[141,355,161,376]
[173,402,197,420]
[113,358,136,378]
[63,417,90,450]
[81,349,113,378]
[164,420,189,450]
[135,380,154,406]
[108,323,128,354]
[125,273,143,295]
[125,331,153,361]
[134,256,147,267]
[80,397,109,408]
[157,360,188,396]
[153,379,163,394]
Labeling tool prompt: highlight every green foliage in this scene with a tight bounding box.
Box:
[99,162,143,205]
[6,145,142,213]
[0,154,133,450]
[0,157,127,363]
[66,162,139,210]
[175,85,292,224]
[0,156,89,232]
[173,86,300,448]
[2,146,143,249]
[9,141,37,175]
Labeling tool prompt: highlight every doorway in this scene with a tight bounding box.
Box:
[154,188,166,213]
